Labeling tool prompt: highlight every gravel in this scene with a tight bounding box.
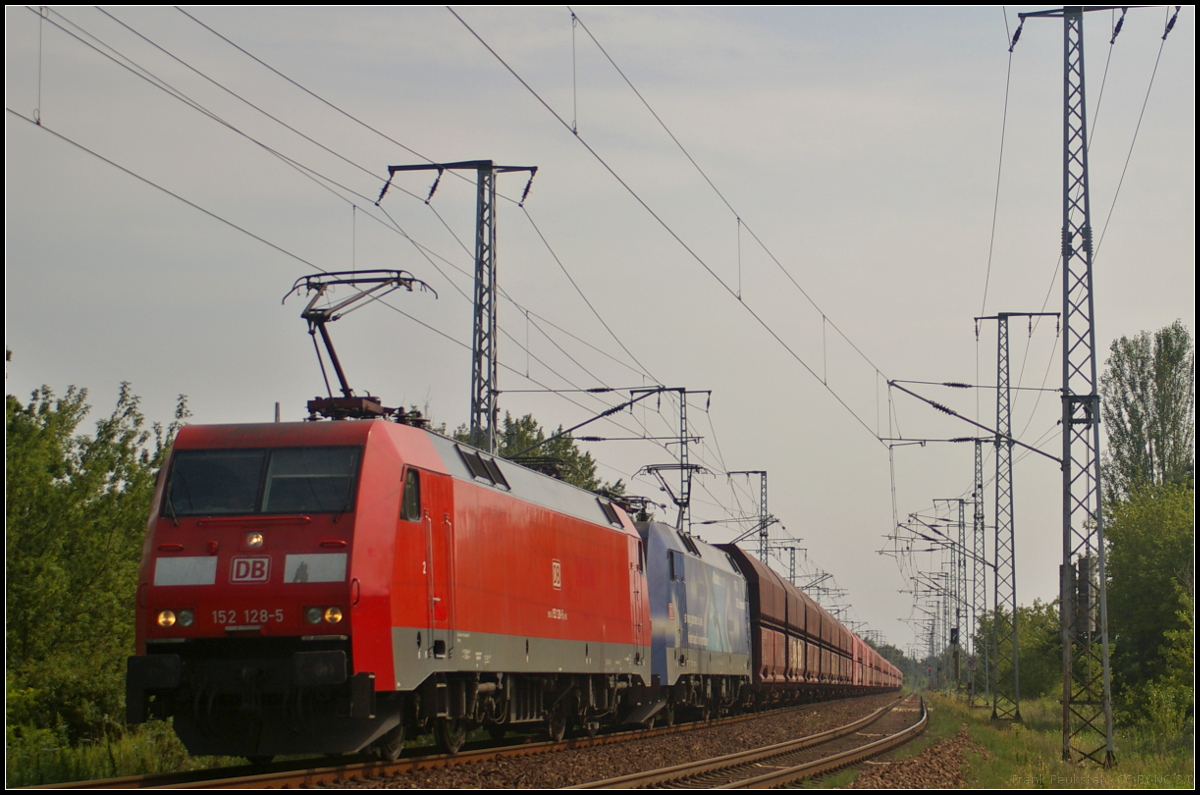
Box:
[848,723,989,789]
[333,692,904,789]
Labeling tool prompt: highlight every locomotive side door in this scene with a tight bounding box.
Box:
[421,470,455,659]
[633,539,646,658]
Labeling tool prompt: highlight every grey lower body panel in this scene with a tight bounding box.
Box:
[390,626,649,692]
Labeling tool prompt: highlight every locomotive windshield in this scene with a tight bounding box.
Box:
[165,446,362,516]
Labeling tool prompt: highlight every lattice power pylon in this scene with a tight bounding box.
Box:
[973,439,990,707]
[383,161,537,454]
[1014,6,1117,764]
[757,471,769,560]
[470,165,499,453]
[956,499,967,692]
[1055,7,1113,765]
[976,310,1059,719]
[642,389,709,533]
[979,312,1020,720]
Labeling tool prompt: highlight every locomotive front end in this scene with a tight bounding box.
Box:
[126,421,395,759]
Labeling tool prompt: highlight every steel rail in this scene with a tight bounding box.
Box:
[721,697,927,788]
[41,700,803,789]
[572,693,917,789]
[39,694,906,790]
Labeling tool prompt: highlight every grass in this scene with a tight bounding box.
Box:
[5,715,532,787]
[803,691,1194,789]
[5,720,241,788]
[956,695,1195,789]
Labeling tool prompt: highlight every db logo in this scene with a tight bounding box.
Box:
[552,559,562,590]
[231,557,271,583]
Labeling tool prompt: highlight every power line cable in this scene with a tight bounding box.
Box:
[7,107,328,273]
[521,207,658,382]
[569,7,888,382]
[33,6,428,227]
[52,7,659,425]
[1092,13,1176,262]
[167,6,689,459]
[43,7,845,531]
[96,6,386,186]
[978,47,1014,319]
[449,6,885,445]
[150,7,661,408]
[174,6,434,170]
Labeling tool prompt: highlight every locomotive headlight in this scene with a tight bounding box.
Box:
[245,531,265,549]
[306,606,343,624]
[178,610,195,627]
[156,610,177,627]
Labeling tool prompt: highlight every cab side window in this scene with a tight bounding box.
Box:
[401,468,421,522]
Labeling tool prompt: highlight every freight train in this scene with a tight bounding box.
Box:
[126,418,900,761]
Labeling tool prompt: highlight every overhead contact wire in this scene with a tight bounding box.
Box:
[85,6,835,528]
[17,20,683,504]
[449,6,884,445]
[522,207,658,383]
[173,6,677,452]
[570,7,888,380]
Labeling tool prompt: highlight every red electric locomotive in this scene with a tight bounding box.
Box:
[126,418,653,760]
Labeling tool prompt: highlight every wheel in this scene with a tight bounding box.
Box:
[487,723,507,741]
[373,724,405,762]
[434,717,467,755]
[245,755,274,766]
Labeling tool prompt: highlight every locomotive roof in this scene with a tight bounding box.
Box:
[637,521,744,577]
[173,421,374,448]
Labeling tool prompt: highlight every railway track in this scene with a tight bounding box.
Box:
[39,694,913,789]
[573,694,926,789]
[38,706,775,789]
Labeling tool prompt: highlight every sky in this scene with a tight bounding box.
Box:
[5,6,1195,657]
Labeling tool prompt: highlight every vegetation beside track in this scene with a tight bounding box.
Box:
[805,693,1194,789]
[4,719,240,788]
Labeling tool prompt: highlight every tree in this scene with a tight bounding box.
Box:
[971,600,1061,700]
[1098,321,1195,715]
[1100,320,1195,500]
[454,412,623,494]
[1105,483,1194,698]
[5,383,186,742]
